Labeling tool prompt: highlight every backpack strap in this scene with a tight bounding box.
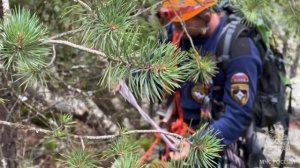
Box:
[216,15,251,70]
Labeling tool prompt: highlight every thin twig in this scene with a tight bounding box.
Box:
[46,39,106,57]
[49,28,83,40]
[2,0,10,16]
[48,45,56,66]
[52,74,92,97]
[130,1,164,18]
[46,39,129,66]
[80,137,85,150]
[5,99,18,121]
[289,0,296,16]
[73,0,92,12]
[0,120,184,140]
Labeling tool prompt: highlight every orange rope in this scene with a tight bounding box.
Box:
[140,133,161,164]
[172,30,183,48]
[140,30,193,164]
[172,90,196,136]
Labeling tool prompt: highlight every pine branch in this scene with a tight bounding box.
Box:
[47,45,56,66]
[187,49,218,84]
[72,0,92,12]
[46,39,105,57]
[46,39,130,66]
[1,7,50,88]
[60,149,98,168]
[48,28,83,40]
[0,120,183,140]
[130,1,164,18]
[186,124,224,168]
[230,0,269,26]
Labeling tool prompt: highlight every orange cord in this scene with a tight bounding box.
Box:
[140,30,196,165]
[172,90,196,136]
[140,133,161,164]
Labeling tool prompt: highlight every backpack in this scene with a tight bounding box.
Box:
[215,2,292,168]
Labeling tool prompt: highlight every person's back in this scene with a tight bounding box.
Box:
[159,0,263,167]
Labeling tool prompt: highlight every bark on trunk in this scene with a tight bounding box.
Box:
[0,105,18,168]
[31,86,119,134]
[0,0,3,19]
[290,44,300,78]
[282,40,288,57]
[2,0,9,15]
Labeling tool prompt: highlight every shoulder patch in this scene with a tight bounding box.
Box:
[231,72,249,84]
[230,73,249,106]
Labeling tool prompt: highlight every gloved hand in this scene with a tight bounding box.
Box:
[169,140,191,161]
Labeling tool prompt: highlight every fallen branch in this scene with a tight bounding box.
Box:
[0,120,183,140]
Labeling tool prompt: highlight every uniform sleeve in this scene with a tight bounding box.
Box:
[210,38,262,145]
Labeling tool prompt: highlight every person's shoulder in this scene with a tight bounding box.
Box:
[230,37,260,60]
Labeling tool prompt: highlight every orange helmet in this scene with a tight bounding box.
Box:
[159,0,218,22]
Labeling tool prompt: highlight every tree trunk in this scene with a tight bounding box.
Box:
[290,44,300,78]
[0,1,18,166]
[0,0,3,19]
[0,103,18,168]
[282,40,288,57]
[0,71,18,168]
[30,86,119,134]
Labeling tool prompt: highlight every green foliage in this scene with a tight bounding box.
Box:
[45,138,59,151]
[103,135,139,158]
[81,0,137,51]
[139,135,155,150]
[229,0,269,26]
[227,0,300,40]
[286,4,300,35]
[60,149,98,168]
[127,43,190,102]
[187,49,218,84]
[60,113,77,130]
[103,135,145,167]
[1,0,221,102]
[0,7,50,88]
[44,114,76,150]
[112,153,145,168]
[186,124,224,168]
[100,42,191,102]
[165,124,223,168]
[79,0,194,102]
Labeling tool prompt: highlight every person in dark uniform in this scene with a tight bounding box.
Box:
[159,0,262,167]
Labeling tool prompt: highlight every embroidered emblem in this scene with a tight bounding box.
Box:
[230,73,249,106]
[191,84,209,104]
